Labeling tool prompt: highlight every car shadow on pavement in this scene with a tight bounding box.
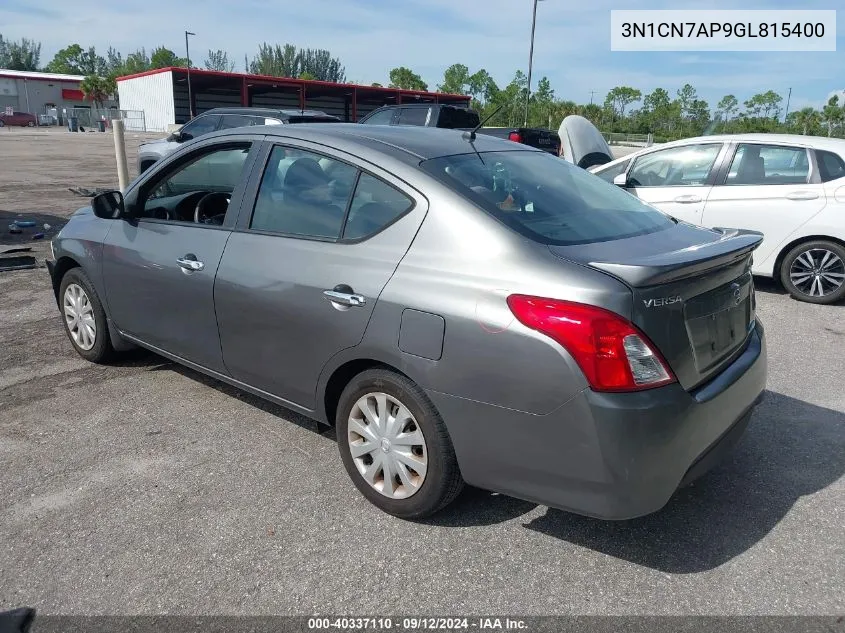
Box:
[154,361,324,435]
[520,390,845,573]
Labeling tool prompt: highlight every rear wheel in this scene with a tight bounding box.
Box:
[780,240,845,304]
[59,268,114,363]
[26,121,35,127]
[336,369,463,519]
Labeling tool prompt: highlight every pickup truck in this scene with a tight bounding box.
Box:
[359,104,561,155]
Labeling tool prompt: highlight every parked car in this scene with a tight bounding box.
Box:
[47,124,766,520]
[359,103,562,155]
[0,111,37,127]
[590,134,845,304]
[137,107,341,174]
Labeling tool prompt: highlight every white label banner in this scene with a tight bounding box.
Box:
[611,10,837,51]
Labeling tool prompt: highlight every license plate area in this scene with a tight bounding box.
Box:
[685,273,753,372]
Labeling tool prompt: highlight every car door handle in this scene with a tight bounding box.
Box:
[176,256,204,272]
[673,194,702,203]
[786,191,819,201]
[323,290,366,307]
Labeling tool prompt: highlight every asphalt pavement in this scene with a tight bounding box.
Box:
[0,268,843,615]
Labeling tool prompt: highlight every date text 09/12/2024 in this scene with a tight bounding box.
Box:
[307,617,528,630]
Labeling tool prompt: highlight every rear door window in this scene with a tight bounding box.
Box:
[250,146,355,239]
[396,108,430,126]
[219,114,257,130]
[724,144,810,185]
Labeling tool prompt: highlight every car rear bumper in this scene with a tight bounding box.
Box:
[427,321,767,520]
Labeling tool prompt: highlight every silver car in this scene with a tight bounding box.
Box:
[47,124,767,520]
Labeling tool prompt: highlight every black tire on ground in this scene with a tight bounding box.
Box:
[779,240,845,305]
[336,368,464,519]
[26,121,35,127]
[58,267,115,363]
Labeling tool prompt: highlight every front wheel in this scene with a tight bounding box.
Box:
[59,268,115,363]
[780,240,845,304]
[336,369,464,519]
[26,121,35,127]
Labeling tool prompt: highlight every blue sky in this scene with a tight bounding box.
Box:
[2,0,843,112]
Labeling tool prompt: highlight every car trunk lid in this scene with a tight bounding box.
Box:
[549,223,763,390]
[558,115,614,169]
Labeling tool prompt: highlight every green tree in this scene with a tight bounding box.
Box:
[438,63,471,94]
[792,107,821,135]
[297,48,345,82]
[204,49,235,72]
[676,83,697,116]
[150,46,187,69]
[716,94,739,122]
[822,95,843,137]
[0,34,41,70]
[299,71,315,80]
[604,86,642,120]
[529,76,555,127]
[122,49,151,75]
[80,74,112,107]
[744,91,782,119]
[45,44,105,75]
[388,66,427,91]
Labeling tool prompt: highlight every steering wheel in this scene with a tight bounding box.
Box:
[194,192,231,225]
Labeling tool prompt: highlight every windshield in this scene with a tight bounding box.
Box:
[421,150,674,246]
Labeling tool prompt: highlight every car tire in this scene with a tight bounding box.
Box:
[27,121,35,127]
[58,268,115,363]
[336,368,464,519]
[780,240,845,305]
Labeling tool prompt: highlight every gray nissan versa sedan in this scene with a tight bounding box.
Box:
[46,124,767,520]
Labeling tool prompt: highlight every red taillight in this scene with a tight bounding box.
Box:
[506,295,676,392]
[508,131,522,143]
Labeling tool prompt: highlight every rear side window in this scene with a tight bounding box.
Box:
[344,174,414,240]
[817,150,845,182]
[422,150,673,246]
[725,144,809,185]
[437,107,480,128]
[396,108,430,126]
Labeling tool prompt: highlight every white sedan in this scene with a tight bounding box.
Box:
[589,134,845,304]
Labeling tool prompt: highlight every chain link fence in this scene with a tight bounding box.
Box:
[47,107,146,132]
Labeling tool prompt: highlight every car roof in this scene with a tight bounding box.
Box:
[202,107,335,119]
[209,122,536,163]
[597,133,845,169]
[662,133,845,150]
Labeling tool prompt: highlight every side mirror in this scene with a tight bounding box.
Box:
[167,131,182,142]
[91,190,124,219]
[612,173,628,187]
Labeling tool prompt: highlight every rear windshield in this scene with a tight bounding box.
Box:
[286,116,340,124]
[421,150,674,246]
[437,108,481,129]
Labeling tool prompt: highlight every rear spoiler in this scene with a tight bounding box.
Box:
[585,229,764,287]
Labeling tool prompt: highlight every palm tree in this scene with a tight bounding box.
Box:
[822,95,843,137]
[794,107,821,136]
[80,74,111,108]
